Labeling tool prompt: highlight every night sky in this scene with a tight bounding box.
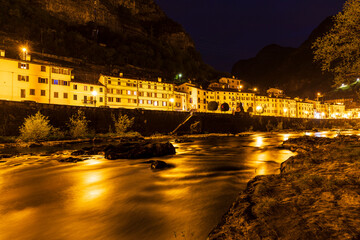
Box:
[155,0,346,72]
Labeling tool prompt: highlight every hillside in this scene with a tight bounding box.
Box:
[0,0,219,83]
[232,17,335,98]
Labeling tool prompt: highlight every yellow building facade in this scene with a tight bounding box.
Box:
[99,75,176,110]
[0,54,72,105]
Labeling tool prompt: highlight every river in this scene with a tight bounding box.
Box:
[0,132,341,240]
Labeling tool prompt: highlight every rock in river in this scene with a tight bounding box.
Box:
[105,141,176,160]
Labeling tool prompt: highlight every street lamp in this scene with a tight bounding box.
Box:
[169,97,174,111]
[21,47,27,60]
[92,90,98,107]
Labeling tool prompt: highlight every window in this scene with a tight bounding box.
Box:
[21,89,26,98]
[41,66,46,72]
[134,91,137,96]
[84,86,88,91]
[84,96,87,103]
[18,75,29,82]
[73,95,77,100]
[18,62,29,69]
[41,90,46,96]
[139,99,143,104]
[99,97,103,102]
[108,80,111,85]
[38,77,48,84]
[139,84,143,88]
[52,79,59,85]
[154,85,157,90]
[154,93,157,98]
[63,93,68,99]
[116,98,121,103]
[108,97,113,102]
[127,90,131,95]
[118,82,121,85]
[100,88,103,92]
[73,85,77,90]
[128,99,132,103]
[147,100,152,104]
[90,87,93,91]
[162,101,167,106]
[30,89,35,95]
[148,84,151,89]
[116,89,121,94]
[126,82,131,87]
[163,86,166,90]
[54,92,59,98]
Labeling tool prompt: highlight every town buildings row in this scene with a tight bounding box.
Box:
[0,49,355,119]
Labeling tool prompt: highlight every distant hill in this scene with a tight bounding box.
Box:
[232,17,335,98]
[0,0,221,82]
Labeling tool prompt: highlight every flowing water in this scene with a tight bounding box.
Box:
[0,132,343,240]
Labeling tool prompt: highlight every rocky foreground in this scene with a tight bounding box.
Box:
[208,135,360,240]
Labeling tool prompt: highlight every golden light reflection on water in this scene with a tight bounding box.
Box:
[255,136,264,147]
[282,134,290,141]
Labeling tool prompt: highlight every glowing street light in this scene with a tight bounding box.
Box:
[253,88,257,92]
[169,98,174,111]
[92,90,98,107]
[21,47,28,60]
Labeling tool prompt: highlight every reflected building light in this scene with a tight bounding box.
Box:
[283,134,290,141]
[255,136,264,147]
[84,188,105,202]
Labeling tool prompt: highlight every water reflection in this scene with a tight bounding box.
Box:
[2,132,335,240]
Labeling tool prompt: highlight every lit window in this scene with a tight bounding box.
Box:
[154,101,158,106]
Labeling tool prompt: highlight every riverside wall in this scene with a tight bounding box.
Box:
[0,100,357,136]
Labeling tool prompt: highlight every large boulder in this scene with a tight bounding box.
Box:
[105,141,176,160]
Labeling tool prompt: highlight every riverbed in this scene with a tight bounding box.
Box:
[0,132,343,240]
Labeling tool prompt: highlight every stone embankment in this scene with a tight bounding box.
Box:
[208,135,360,240]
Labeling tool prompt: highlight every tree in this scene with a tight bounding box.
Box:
[312,0,360,86]
[68,110,89,138]
[112,114,134,134]
[19,111,53,142]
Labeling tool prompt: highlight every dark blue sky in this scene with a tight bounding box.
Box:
[155,0,346,72]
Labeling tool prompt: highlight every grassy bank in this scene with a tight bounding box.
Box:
[208,135,360,239]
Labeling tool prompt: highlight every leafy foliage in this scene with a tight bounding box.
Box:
[112,114,134,134]
[19,111,53,141]
[68,110,89,138]
[313,0,360,86]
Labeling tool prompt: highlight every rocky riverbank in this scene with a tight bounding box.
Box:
[208,135,360,239]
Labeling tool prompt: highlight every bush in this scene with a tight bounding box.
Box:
[19,111,53,142]
[112,114,134,134]
[68,110,89,138]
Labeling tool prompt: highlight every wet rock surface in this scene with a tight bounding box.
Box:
[58,157,84,163]
[208,135,360,240]
[105,142,176,160]
[175,138,194,143]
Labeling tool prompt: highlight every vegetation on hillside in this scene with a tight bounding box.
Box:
[313,0,360,86]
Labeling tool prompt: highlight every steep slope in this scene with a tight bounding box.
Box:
[0,0,218,82]
[232,17,335,98]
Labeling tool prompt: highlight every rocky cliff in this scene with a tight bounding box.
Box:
[232,17,335,98]
[0,0,218,82]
